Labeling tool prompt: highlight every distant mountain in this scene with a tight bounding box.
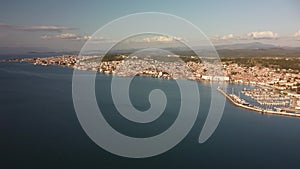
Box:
[1,42,300,60]
[0,47,53,54]
[0,47,79,59]
[216,48,300,58]
[215,42,277,50]
[281,46,300,50]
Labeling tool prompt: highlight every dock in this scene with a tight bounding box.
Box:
[281,107,300,113]
[217,87,300,118]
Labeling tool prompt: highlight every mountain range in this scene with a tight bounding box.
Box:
[1,42,300,59]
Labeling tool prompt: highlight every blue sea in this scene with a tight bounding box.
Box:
[1,62,300,169]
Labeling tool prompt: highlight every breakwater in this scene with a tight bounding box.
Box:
[217,87,300,118]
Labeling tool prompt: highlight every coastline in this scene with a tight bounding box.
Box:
[2,56,300,117]
[217,87,300,118]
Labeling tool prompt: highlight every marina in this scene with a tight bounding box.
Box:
[241,88,290,107]
[217,87,300,118]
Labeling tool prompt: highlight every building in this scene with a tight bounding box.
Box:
[296,100,300,110]
[202,75,230,81]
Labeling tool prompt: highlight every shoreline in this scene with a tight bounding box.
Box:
[2,57,300,116]
[217,87,300,118]
[1,58,229,83]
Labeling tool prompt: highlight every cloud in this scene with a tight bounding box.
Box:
[143,36,175,42]
[219,34,235,40]
[294,30,300,37]
[212,34,249,42]
[247,31,278,40]
[0,23,13,29]
[86,36,118,44]
[0,22,73,32]
[213,31,279,42]
[82,35,92,40]
[40,35,51,40]
[55,33,92,41]
[213,34,239,41]
[126,35,183,43]
[56,33,81,40]
[143,36,183,42]
[19,25,73,32]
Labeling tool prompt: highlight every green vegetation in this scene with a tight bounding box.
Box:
[217,48,300,58]
[221,57,300,71]
[80,48,300,71]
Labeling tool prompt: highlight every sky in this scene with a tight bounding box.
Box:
[0,0,300,53]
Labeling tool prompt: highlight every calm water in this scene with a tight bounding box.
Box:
[1,62,300,169]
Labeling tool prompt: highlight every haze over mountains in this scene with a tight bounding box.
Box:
[1,42,300,59]
[216,42,277,50]
[0,47,78,59]
[215,42,300,57]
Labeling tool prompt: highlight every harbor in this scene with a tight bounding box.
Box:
[217,87,300,118]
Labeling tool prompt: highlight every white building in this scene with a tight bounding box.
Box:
[201,75,230,81]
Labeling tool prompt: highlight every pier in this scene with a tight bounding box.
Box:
[217,87,300,118]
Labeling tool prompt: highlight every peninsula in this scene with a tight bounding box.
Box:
[2,54,300,116]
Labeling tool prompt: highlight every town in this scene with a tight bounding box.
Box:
[3,54,300,113]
